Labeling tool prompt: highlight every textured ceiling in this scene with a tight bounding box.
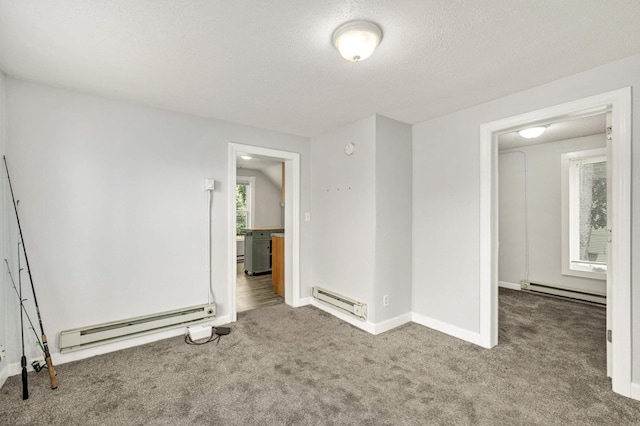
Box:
[1,1,640,137]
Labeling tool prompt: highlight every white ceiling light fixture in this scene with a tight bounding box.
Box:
[518,126,548,139]
[332,20,383,62]
[240,155,252,160]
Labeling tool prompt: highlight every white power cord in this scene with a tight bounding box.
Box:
[207,186,214,304]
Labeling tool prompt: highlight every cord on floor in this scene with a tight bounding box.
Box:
[184,327,230,346]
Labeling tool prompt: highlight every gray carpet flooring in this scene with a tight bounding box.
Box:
[2,288,640,425]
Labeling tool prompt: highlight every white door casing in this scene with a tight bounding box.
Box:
[479,88,632,398]
[606,111,613,378]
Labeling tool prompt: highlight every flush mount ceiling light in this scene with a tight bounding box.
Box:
[240,155,252,160]
[332,20,382,62]
[518,126,548,139]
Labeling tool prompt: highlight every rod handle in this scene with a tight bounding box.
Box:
[45,355,57,389]
[21,356,28,400]
[41,334,58,389]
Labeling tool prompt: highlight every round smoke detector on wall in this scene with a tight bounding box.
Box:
[344,142,356,155]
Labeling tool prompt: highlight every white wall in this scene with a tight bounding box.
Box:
[261,163,283,192]
[4,77,310,365]
[497,151,526,286]
[311,115,377,318]
[412,108,482,332]
[0,72,7,387]
[311,114,412,326]
[499,134,606,295]
[412,53,640,382]
[236,168,282,227]
[374,115,412,321]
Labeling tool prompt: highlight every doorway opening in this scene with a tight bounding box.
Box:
[236,157,284,312]
[497,113,608,301]
[496,113,609,386]
[479,88,631,397]
[228,143,301,323]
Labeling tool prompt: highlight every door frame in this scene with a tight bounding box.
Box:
[228,143,301,322]
[478,87,632,397]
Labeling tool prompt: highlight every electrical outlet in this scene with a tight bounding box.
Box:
[205,179,215,191]
[0,344,4,361]
[383,295,389,307]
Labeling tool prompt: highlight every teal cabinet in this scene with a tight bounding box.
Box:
[243,228,284,275]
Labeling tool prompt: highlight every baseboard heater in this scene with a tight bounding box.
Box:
[59,303,216,353]
[312,286,367,321]
[521,281,606,305]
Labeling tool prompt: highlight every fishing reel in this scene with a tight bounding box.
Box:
[31,361,44,373]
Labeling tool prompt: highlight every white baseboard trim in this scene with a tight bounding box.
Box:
[630,382,640,401]
[412,312,483,346]
[310,299,376,334]
[5,315,231,377]
[373,313,412,335]
[309,300,411,335]
[296,296,312,307]
[498,281,521,290]
[0,364,7,389]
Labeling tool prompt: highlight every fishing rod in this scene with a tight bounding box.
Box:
[18,243,28,400]
[4,259,43,351]
[3,155,57,390]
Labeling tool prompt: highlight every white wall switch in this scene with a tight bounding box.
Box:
[205,179,215,190]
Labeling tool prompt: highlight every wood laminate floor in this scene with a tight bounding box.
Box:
[236,262,284,313]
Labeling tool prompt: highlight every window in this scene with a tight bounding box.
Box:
[562,148,607,279]
[236,184,249,234]
[236,176,255,236]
